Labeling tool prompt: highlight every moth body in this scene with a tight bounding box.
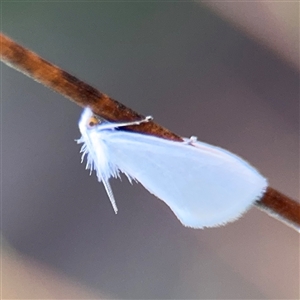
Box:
[77,107,267,228]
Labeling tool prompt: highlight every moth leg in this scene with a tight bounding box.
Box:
[183,136,198,145]
[102,177,118,214]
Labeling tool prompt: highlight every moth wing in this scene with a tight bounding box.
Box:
[105,132,267,228]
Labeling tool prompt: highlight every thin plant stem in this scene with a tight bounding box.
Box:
[1,33,299,232]
[0,33,180,141]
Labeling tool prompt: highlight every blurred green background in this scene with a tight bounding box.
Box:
[2,2,299,299]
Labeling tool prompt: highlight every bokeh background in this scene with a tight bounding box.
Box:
[1,2,299,299]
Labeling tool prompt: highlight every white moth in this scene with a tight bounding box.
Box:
[77,107,267,228]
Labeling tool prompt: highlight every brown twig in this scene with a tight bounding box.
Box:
[1,33,299,232]
[0,33,181,141]
[256,187,300,232]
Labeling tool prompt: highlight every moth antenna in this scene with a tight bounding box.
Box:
[102,178,118,214]
[95,115,153,130]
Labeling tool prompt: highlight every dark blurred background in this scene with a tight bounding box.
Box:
[1,2,299,299]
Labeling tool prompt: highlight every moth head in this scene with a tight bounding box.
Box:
[79,107,102,134]
[87,115,100,128]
